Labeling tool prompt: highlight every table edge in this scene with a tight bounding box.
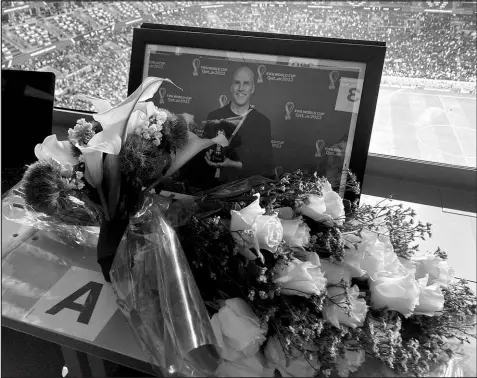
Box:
[1,315,156,376]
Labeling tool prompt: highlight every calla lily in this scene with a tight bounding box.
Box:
[79,77,180,218]
[165,131,229,178]
[92,77,180,146]
[34,134,78,167]
[73,94,113,113]
[73,130,123,221]
[75,130,122,188]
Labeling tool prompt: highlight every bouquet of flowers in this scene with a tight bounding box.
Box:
[1,76,254,376]
[111,168,475,377]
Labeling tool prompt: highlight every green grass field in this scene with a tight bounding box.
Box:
[370,88,476,168]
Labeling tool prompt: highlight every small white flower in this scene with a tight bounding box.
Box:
[152,139,161,146]
[142,132,151,140]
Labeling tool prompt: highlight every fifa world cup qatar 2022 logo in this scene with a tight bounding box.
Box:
[315,140,325,157]
[158,87,166,104]
[192,58,200,76]
[257,64,266,83]
[284,102,294,120]
[219,94,228,108]
[329,70,340,90]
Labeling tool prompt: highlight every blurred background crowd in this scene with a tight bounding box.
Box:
[2,1,476,111]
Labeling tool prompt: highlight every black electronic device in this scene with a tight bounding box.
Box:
[1,69,55,194]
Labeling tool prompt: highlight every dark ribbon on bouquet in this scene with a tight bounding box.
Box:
[97,173,163,282]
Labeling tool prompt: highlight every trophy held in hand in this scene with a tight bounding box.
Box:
[210,129,226,178]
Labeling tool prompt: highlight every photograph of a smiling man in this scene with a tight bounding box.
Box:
[182,65,274,189]
[206,65,273,180]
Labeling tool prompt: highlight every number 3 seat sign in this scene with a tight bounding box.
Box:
[335,77,363,114]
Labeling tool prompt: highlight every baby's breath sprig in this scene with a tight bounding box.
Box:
[135,119,164,147]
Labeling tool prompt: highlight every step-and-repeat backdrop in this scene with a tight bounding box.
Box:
[146,47,362,188]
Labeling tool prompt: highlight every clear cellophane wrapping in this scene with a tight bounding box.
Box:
[109,194,222,377]
[351,331,476,378]
[2,184,101,248]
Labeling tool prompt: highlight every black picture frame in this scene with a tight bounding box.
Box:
[127,25,386,204]
[139,23,386,48]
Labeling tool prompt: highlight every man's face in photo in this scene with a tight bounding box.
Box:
[230,67,255,107]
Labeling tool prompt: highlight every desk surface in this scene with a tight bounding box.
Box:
[2,193,476,374]
[1,219,153,374]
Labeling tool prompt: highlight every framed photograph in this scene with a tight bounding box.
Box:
[128,25,386,201]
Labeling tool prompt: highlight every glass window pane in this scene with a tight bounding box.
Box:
[2,1,475,168]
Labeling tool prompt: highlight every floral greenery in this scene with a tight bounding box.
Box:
[343,199,432,260]
[21,157,103,226]
[119,134,171,188]
[161,112,189,152]
[118,112,189,191]
[22,158,71,214]
[179,169,476,377]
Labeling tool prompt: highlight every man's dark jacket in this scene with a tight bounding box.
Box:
[180,103,273,189]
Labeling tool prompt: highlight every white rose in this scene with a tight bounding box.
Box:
[216,353,270,377]
[273,258,327,298]
[321,180,345,224]
[211,298,267,361]
[399,257,417,276]
[414,275,445,316]
[412,253,455,288]
[280,219,310,248]
[342,234,366,278]
[230,194,265,232]
[292,250,321,266]
[264,335,318,377]
[297,184,345,226]
[336,350,365,377]
[322,286,368,329]
[320,260,352,285]
[231,230,261,262]
[369,271,420,318]
[230,194,267,261]
[347,230,404,280]
[255,215,284,252]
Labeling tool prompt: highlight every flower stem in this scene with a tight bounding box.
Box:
[97,186,111,221]
[143,176,164,196]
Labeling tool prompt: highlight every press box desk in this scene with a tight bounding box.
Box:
[2,193,476,377]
